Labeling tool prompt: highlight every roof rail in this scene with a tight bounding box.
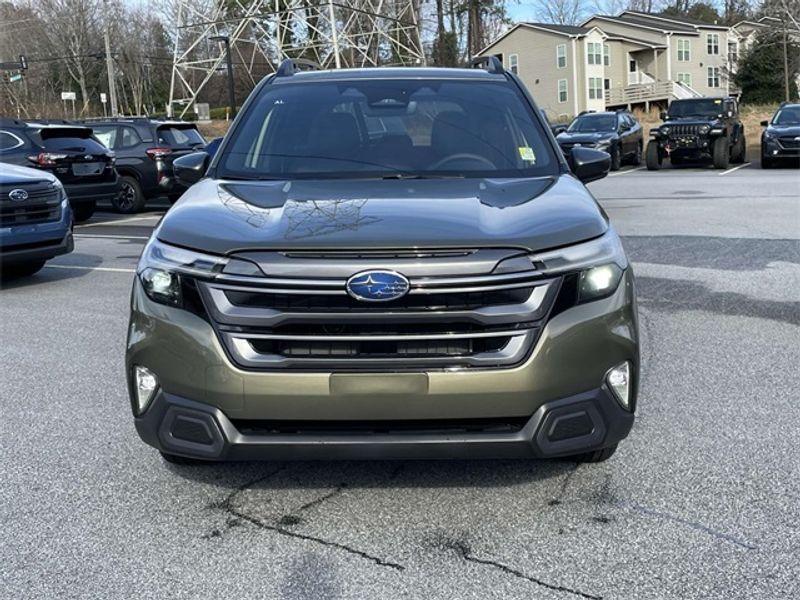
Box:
[275,58,321,77]
[469,56,504,75]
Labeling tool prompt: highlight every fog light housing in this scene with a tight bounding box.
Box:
[134,366,158,414]
[606,362,632,410]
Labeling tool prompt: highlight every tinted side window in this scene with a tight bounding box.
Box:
[120,127,142,148]
[0,130,24,151]
[157,127,204,148]
[93,126,118,149]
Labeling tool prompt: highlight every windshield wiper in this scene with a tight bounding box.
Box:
[381,173,464,180]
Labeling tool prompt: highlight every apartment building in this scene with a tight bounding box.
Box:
[479,11,774,119]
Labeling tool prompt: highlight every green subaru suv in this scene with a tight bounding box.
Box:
[126,58,638,465]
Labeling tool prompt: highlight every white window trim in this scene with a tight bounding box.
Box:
[707,66,720,87]
[0,130,25,151]
[588,77,603,100]
[677,38,691,62]
[677,72,692,86]
[707,33,719,55]
[508,53,519,74]
[587,42,602,65]
[558,79,568,103]
[603,43,610,66]
[556,44,567,69]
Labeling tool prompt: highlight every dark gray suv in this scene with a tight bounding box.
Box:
[126,58,639,465]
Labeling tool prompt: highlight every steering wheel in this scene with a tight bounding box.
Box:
[430,153,496,171]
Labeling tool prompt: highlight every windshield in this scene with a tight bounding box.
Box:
[773,105,800,125]
[567,114,616,133]
[217,79,557,180]
[668,99,725,118]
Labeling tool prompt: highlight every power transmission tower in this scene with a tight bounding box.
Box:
[168,0,426,118]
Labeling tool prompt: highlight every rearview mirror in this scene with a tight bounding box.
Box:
[568,147,611,184]
[173,151,210,187]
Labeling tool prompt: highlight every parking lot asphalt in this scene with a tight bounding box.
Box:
[1,163,798,599]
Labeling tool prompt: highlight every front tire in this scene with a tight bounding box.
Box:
[712,136,730,169]
[72,201,96,223]
[569,445,618,463]
[645,142,662,170]
[113,175,146,214]
[609,146,621,171]
[159,451,210,466]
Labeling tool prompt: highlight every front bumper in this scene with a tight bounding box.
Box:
[136,386,634,461]
[127,269,639,461]
[762,139,800,158]
[0,201,74,263]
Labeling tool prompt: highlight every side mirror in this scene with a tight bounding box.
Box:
[552,125,568,136]
[659,111,668,121]
[760,120,769,127]
[568,147,611,184]
[173,151,210,187]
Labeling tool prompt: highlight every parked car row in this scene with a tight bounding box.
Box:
[549,100,799,171]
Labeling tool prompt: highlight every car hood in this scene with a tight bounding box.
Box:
[768,124,800,136]
[0,161,56,185]
[663,118,718,126]
[156,176,608,255]
[557,132,615,144]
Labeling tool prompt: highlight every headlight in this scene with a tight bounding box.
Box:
[763,130,774,140]
[710,128,724,135]
[594,140,611,149]
[699,125,710,134]
[137,237,229,306]
[659,125,670,134]
[528,230,628,303]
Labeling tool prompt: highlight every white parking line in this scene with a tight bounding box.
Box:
[76,214,161,228]
[44,264,135,274]
[608,166,645,177]
[719,162,750,176]
[75,233,150,240]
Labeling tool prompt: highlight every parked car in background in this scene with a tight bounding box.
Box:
[556,110,643,170]
[85,118,206,213]
[646,97,746,170]
[760,102,800,168]
[1,162,73,278]
[0,119,119,221]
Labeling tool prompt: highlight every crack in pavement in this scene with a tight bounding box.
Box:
[448,539,602,600]
[298,484,346,512]
[617,501,757,550]
[211,470,404,571]
[548,463,579,506]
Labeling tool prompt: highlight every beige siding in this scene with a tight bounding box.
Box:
[582,18,666,44]
[479,26,578,120]
[672,27,730,95]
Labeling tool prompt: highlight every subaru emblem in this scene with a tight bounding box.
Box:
[8,188,29,202]
[346,270,410,302]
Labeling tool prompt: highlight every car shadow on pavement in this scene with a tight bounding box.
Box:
[163,457,576,491]
[0,253,101,290]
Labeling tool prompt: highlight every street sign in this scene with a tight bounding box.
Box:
[100,93,107,104]
[61,91,77,101]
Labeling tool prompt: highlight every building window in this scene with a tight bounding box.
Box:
[557,44,567,68]
[677,72,692,86]
[508,53,518,75]
[707,66,720,87]
[603,43,610,66]
[677,39,691,62]
[558,79,568,103]
[707,33,719,55]
[587,42,602,65]
[588,77,604,100]
[728,40,738,65]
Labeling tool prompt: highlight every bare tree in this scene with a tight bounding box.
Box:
[531,0,586,25]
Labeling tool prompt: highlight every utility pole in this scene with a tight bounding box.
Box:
[783,20,790,102]
[103,0,119,116]
[210,36,237,117]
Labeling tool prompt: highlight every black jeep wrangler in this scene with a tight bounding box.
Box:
[646,97,746,170]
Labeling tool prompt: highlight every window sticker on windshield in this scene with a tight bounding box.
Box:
[518,147,536,162]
